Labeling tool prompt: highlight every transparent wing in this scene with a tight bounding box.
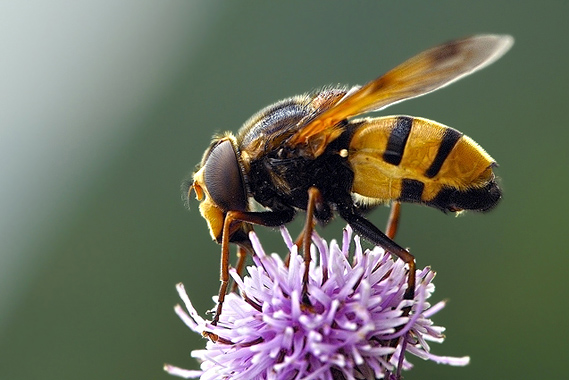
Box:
[289,34,514,156]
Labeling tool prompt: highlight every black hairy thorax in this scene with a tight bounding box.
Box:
[247,128,355,225]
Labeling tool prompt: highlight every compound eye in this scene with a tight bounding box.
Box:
[203,139,248,212]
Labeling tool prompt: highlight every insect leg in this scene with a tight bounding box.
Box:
[385,201,402,239]
[230,246,248,292]
[338,209,416,302]
[301,187,324,304]
[339,208,416,365]
[211,209,296,326]
[211,213,234,327]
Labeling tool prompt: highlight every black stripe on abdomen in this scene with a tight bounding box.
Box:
[383,116,413,165]
[425,128,463,178]
[399,179,425,203]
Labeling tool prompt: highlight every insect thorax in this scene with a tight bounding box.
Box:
[247,130,355,222]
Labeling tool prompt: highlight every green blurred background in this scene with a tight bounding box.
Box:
[1,1,567,379]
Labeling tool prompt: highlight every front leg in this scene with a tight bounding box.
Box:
[211,208,296,327]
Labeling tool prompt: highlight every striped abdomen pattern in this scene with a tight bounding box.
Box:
[348,116,500,212]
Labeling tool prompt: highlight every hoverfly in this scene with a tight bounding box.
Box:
[186,35,513,325]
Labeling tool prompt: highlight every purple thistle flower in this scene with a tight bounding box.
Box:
[165,226,469,379]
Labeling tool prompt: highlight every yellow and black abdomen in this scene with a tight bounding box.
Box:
[348,116,501,212]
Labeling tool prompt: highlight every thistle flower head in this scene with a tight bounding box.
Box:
[165,226,469,379]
